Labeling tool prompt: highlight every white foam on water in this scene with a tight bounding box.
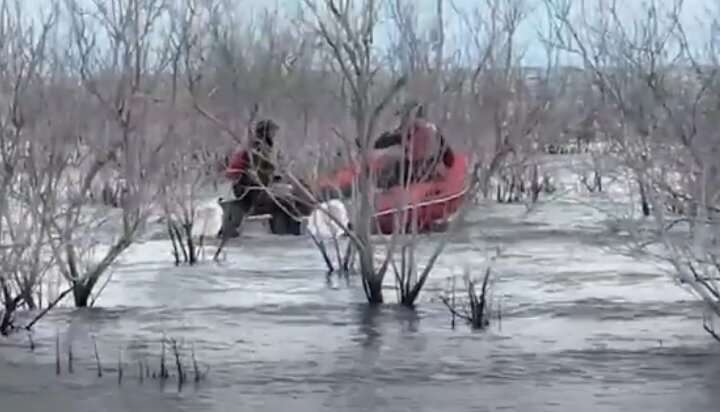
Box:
[307,199,349,239]
[191,198,224,238]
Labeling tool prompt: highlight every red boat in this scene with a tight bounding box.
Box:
[315,151,470,234]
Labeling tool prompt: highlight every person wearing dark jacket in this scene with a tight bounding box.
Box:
[226,119,279,200]
[222,119,316,237]
[221,119,280,237]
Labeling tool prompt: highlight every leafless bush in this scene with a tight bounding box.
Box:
[29,0,175,307]
[53,333,208,391]
[0,1,68,333]
[440,267,498,329]
[3,0,180,312]
[160,143,217,267]
[285,0,574,306]
[492,154,557,204]
[545,0,720,341]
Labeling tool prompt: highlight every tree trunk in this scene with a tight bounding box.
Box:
[22,291,36,310]
[0,280,18,334]
[363,275,384,304]
[0,301,17,335]
[354,109,385,304]
[638,181,650,217]
[73,282,92,308]
[595,172,602,192]
[73,272,103,308]
[530,164,540,203]
[0,309,14,335]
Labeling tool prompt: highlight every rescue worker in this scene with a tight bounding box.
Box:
[313,103,455,200]
[226,119,279,201]
[221,119,280,238]
[222,119,316,237]
[373,103,454,188]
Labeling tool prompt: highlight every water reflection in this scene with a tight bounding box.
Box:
[355,304,383,350]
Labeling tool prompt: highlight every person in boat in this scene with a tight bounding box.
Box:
[223,119,316,236]
[373,103,455,189]
[226,119,280,201]
[220,119,281,238]
[313,103,455,200]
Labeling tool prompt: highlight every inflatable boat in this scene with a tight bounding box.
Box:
[314,151,470,234]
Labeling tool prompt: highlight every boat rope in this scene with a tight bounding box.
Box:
[371,184,471,218]
[220,184,472,222]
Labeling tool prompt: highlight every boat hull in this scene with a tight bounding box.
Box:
[316,152,470,235]
[371,153,469,234]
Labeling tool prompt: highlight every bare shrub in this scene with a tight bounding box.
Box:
[42,0,173,307]
[0,2,68,333]
[440,267,497,329]
[545,0,720,341]
[288,0,573,306]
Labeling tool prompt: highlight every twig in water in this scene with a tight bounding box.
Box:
[168,219,181,265]
[704,324,720,343]
[170,338,185,390]
[474,268,492,329]
[68,343,74,374]
[497,298,503,331]
[451,276,456,329]
[27,330,35,352]
[24,286,73,331]
[92,335,103,377]
[160,337,168,379]
[308,230,334,272]
[342,238,354,272]
[439,268,495,330]
[192,345,201,383]
[703,313,720,343]
[118,349,124,386]
[172,222,189,263]
[55,332,61,375]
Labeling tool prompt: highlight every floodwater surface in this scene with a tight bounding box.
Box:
[1,161,719,412]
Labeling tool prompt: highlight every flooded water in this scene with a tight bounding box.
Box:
[2,158,720,411]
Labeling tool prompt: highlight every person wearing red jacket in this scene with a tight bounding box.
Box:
[313,104,454,200]
[225,119,279,200]
[220,119,280,238]
[373,104,454,189]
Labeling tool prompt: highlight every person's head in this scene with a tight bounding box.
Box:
[395,101,425,128]
[252,119,279,150]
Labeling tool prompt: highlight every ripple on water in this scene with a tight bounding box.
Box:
[2,194,720,412]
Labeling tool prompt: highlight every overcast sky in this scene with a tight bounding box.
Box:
[257,0,716,66]
[33,0,717,66]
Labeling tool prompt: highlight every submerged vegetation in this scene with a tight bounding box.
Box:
[49,333,209,391]
[440,267,497,330]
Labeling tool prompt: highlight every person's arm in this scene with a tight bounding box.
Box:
[373,130,403,149]
[225,148,248,180]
